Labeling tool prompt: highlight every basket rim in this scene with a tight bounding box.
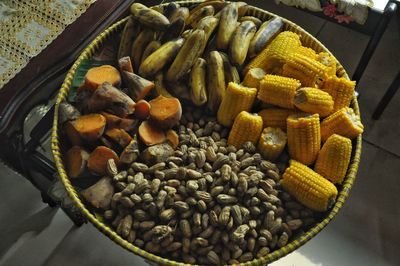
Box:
[51,1,363,265]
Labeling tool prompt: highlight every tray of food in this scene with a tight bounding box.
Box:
[52,1,363,265]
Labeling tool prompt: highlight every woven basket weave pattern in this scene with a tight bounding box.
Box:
[52,1,362,265]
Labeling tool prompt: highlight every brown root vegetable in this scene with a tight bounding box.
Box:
[141,142,174,165]
[166,129,179,149]
[59,102,81,124]
[105,128,132,148]
[85,65,121,91]
[149,95,182,129]
[64,121,83,146]
[80,177,114,210]
[123,71,154,102]
[65,146,89,178]
[75,88,92,113]
[101,112,136,132]
[134,99,151,120]
[120,136,140,164]
[70,114,106,142]
[88,146,120,176]
[118,56,134,73]
[87,82,136,117]
[138,121,166,146]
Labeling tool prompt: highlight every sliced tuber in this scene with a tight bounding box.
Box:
[64,121,83,146]
[141,142,174,166]
[118,56,134,73]
[65,146,89,178]
[138,121,166,146]
[105,128,132,148]
[88,146,120,176]
[101,112,136,132]
[85,65,121,91]
[70,113,106,142]
[149,95,182,129]
[166,129,179,149]
[75,88,92,113]
[80,177,114,210]
[120,136,140,165]
[123,71,154,102]
[134,99,151,120]
[59,102,81,125]
[87,82,135,117]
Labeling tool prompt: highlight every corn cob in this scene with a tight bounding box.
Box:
[258,74,301,109]
[315,134,352,184]
[294,87,334,117]
[295,46,317,60]
[227,111,263,149]
[282,53,328,87]
[321,76,355,112]
[258,127,287,161]
[320,107,364,141]
[217,82,258,127]
[281,160,338,212]
[287,113,321,165]
[242,68,266,89]
[258,108,296,130]
[245,31,301,74]
[317,52,337,77]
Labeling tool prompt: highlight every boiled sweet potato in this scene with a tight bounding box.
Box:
[87,82,135,117]
[64,121,83,146]
[101,112,136,131]
[105,128,132,148]
[123,71,154,102]
[70,114,106,142]
[65,146,89,178]
[119,56,134,73]
[88,146,119,176]
[149,95,182,129]
[134,99,151,120]
[80,177,114,210]
[138,121,166,146]
[85,65,121,91]
[120,136,140,165]
[166,129,179,149]
[75,88,92,113]
[141,142,174,166]
[59,102,81,124]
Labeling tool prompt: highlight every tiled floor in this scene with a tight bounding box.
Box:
[1,2,400,266]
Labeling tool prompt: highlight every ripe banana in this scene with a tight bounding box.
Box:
[240,16,262,28]
[169,7,190,23]
[141,40,161,64]
[163,2,180,19]
[196,15,219,55]
[154,72,173,98]
[160,16,185,44]
[166,29,205,82]
[216,3,238,50]
[220,52,241,84]
[139,37,184,78]
[168,80,191,101]
[207,51,226,114]
[229,21,257,66]
[190,58,208,106]
[186,5,215,28]
[248,17,284,58]
[118,17,139,59]
[131,28,155,72]
[189,0,225,16]
[130,3,170,31]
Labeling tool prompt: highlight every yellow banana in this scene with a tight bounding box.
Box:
[141,40,161,65]
[186,5,215,28]
[169,7,190,23]
[118,17,139,59]
[207,51,226,113]
[216,3,239,50]
[163,2,180,19]
[196,15,219,55]
[239,16,262,28]
[160,16,185,44]
[154,72,173,98]
[130,3,170,31]
[139,37,184,78]
[229,20,257,66]
[189,0,225,16]
[131,28,155,72]
[190,58,208,106]
[220,52,241,84]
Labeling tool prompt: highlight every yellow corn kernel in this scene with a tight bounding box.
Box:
[315,134,352,184]
[287,113,321,165]
[258,108,295,130]
[317,52,337,77]
[258,127,287,161]
[282,53,328,87]
[321,76,355,112]
[258,74,301,109]
[294,87,334,117]
[295,46,317,60]
[320,107,363,141]
[217,82,258,127]
[245,31,301,74]
[242,68,266,89]
[228,111,263,149]
[281,160,338,211]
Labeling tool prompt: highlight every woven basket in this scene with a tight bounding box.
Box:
[52,1,362,265]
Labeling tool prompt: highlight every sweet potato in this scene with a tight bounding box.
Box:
[149,95,182,129]
[64,121,83,146]
[141,142,174,166]
[138,121,166,146]
[59,102,81,124]
[105,128,132,148]
[65,146,89,178]
[134,99,151,120]
[70,114,106,142]
[120,136,140,165]
[85,65,121,91]
[119,56,134,73]
[166,129,179,149]
[101,112,136,131]
[88,146,120,176]
[87,82,136,117]
[123,71,154,101]
[75,88,92,113]
[80,177,114,210]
